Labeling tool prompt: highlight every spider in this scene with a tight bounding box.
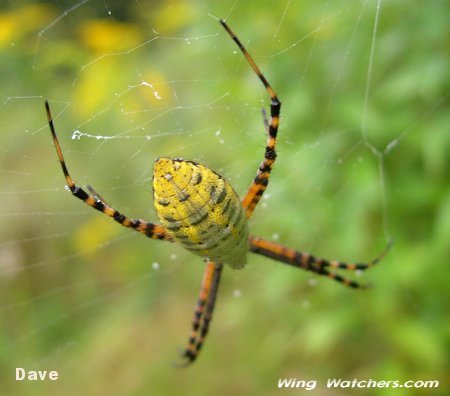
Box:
[45,19,390,364]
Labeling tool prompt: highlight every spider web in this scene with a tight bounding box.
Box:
[0,0,448,394]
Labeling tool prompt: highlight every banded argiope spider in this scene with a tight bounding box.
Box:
[45,20,390,364]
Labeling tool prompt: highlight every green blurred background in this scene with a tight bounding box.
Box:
[0,1,448,395]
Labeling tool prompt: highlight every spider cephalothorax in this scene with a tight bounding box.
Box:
[45,19,390,364]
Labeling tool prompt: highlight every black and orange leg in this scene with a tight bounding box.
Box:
[248,236,392,288]
[220,20,281,218]
[181,261,223,364]
[45,101,172,242]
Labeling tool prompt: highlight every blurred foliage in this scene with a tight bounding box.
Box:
[0,1,448,395]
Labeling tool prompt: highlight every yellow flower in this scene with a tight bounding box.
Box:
[77,20,142,54]
[0,4,54,48]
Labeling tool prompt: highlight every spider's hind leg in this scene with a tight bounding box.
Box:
[220,20,281,219]
[45,101,172,242]
[86,184,109,206]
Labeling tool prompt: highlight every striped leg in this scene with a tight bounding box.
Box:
[248,236,392,288]
[45,101,172,242]
[220,20,281,218]
[181,262,223,364]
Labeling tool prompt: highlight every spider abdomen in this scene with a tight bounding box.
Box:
[153,158,248,269]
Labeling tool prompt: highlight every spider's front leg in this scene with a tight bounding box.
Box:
[249,236,392,288]
[45,101,172,242]
[179,262,223,364]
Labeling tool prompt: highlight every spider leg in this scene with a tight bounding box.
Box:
[180,261,223,364]
[45,101,172,242]
[248,236,391,289]
[220,20,281,219]
[86,184,108,205]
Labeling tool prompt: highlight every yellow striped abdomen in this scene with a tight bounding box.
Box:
[152,158,248,269]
